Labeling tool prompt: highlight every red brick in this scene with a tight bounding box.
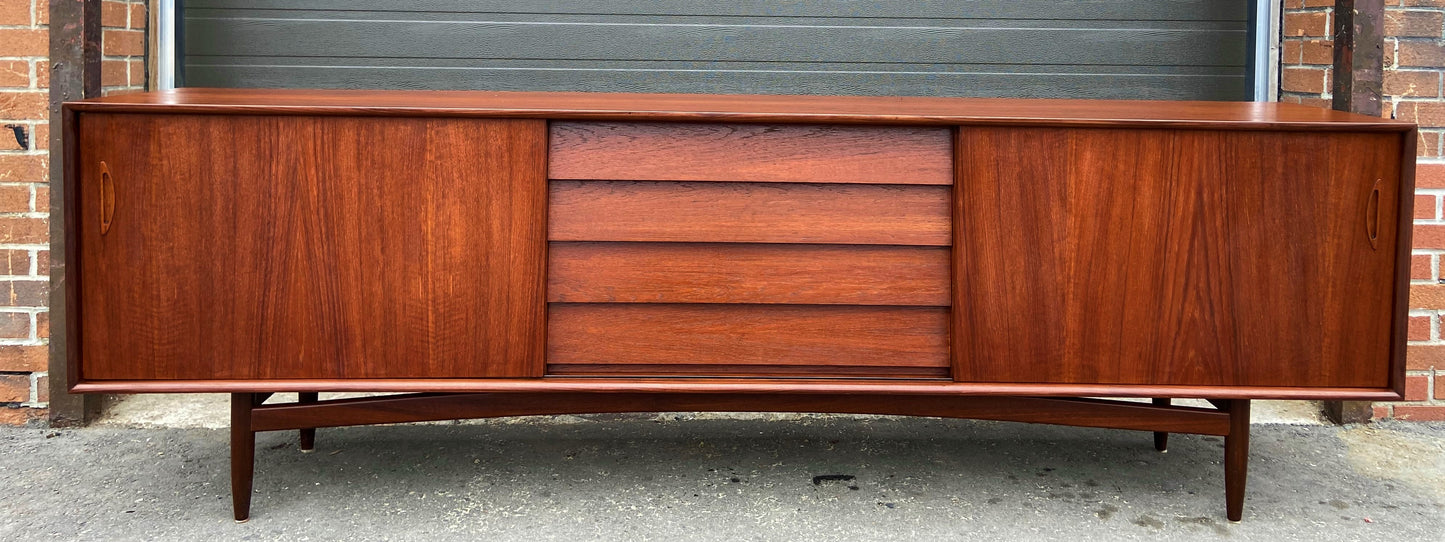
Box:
[103,29,146,57]
[0,29,47,57]
[0,374,27,402]
[0,0,31,26]
[0,406,41,426]
[1282,1,1302,8]
[1373,404,1393,420]
[0,126,25,151]
[36,250,48,273]
[0,217,48,244]
[1409,315,1432,341]
[0,91,47,121]
[1421,163,1445,188]
[1405,373,1432,400]
[128,59,145,86]
[1391,101,1445,127]
[0,250,29,275]
[1401,0,1445,7]
[0,344,44,372]
[35,61,48,89]
[1302,0,1335,7]
[1281,41,1303,64]
[1398,41,1445,68]
[100,1,128,27]
[1385,70,1441,98]
[1417,194,1438,219]
[32,184,45,213]
[130,3,147,30]
[0,280,48,306]
[1437,376,1445,399]
[0,184,30,213]
[1408,344,1445,369]
[1301,39,1333,65]
[0,60,29,88]
[1392,405,1445,421]
[1413,223,1445,249]
[35,311,47,339]
[0,154,47,182]
[1412,282,1445,308]
[1282,67,1329,93]
[1386,10,1445,37]
[1421,131,1441,157]
[1412,253,1433,280]
[34,375,45,403]
[101,60,128,87]
[1284,12,1331,37]
[0,311,27,339]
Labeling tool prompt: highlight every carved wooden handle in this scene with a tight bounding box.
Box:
[99,161,114,235]
[1365,178,1381,250]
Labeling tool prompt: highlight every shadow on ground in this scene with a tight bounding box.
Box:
[1,415,1441,541]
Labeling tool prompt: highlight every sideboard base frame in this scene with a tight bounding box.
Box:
[227,392,1252,522]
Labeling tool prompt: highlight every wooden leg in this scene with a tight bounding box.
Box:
[230,393,257,523]
[1224,399,1251,522]
[298,392,318,452]
[1152,398,1170,452]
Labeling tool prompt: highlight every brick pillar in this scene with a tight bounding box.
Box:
[0,0,146,426]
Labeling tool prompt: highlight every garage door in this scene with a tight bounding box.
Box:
[179,0,1251,100]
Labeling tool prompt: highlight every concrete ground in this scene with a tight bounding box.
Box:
[1,398,1442,541]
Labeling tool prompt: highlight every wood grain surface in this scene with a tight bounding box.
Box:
[549,181,951,245]
[548,242,950,306]
[548,304,950,370]
[67,88,1413,131]
[954,127,1401,388]
[549,123,953,184]
[77,113,547,380]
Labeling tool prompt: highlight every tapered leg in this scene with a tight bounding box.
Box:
[231,393,256,523]
[1152,398,1171,452]
[298,392,319,452]
[1224,399,1251,522]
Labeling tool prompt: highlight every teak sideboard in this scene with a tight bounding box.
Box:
[62,89,1416,522]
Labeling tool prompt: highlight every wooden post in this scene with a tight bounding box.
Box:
[1325,0,1386,425]
[46,0,104,427]
[1332,0,1385,116]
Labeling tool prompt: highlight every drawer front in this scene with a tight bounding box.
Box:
[549,122,952,184]
[77,113,548,380]
[546,122,953,379]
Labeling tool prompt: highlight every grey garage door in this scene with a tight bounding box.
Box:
[180,0,1251,100]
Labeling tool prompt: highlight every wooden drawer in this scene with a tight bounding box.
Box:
[546,122,954,379]
[549,181,951,245]
[549,122,952,184]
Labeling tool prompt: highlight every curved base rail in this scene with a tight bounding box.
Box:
[228,392,1249,522]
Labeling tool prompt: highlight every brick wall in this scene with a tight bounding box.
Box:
[0,0,146,426]
[1283,0,1445,421]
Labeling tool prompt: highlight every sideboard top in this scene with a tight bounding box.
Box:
[68,88,1412,131]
